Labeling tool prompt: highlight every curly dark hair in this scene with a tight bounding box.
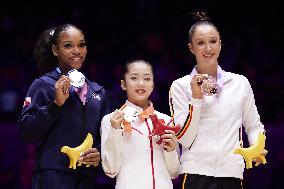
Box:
[33,24,81,74]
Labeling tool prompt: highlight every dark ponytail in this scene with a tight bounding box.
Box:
[33,27,57,74]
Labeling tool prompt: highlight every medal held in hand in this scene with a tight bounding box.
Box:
[122,106,139,123]
[201,76,217,96]
[120,106,139,132]
[68,69,85,88]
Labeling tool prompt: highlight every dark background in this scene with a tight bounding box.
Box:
[0,0,283,188]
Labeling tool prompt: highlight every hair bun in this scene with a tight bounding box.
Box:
[192,11,210,22]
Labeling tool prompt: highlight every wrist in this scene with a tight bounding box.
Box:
[54,100,64,107]
[111,124,121,129]
[192,94,202,99]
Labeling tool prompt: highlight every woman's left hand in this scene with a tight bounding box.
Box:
[79,148,100,167]
[161,130,177,152]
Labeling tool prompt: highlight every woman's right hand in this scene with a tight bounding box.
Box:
[110,110,125,129]
[190,74,208,99]
[54,75,71,107]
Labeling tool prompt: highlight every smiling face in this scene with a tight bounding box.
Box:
[188,24,221,70]
[121,61,154,109]
[52,27,87,73]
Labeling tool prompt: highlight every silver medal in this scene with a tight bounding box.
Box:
[122,106,139,123]
[68,69,85,88]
